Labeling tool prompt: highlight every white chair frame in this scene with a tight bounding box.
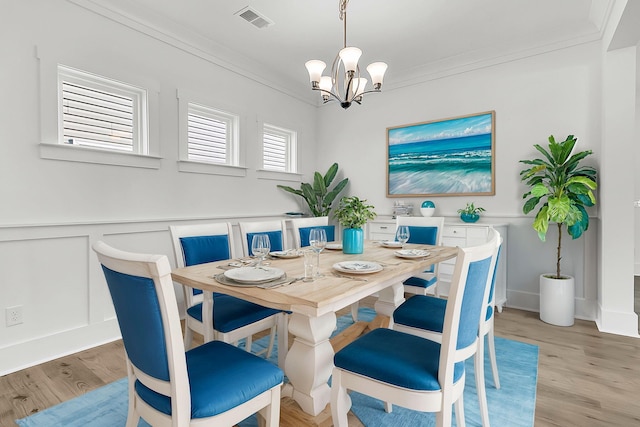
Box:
[392,230,502,427]
[93,241,281,427]
[169,222,279,358]
[331,229,500,427]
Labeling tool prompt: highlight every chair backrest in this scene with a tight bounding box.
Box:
[396,216,444,274]
[483,238,503,326]
[169,222,236,307]
[238,220,288,257]
[93,241,191,422]
[289,216,336,248]
[395,216,444,246]
[438,229,500,388]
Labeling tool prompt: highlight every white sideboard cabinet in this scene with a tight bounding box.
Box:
[367,217,508,311]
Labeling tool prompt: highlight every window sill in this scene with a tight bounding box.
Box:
[256,169,303,182]
[178,160,247,177]
[39,143,161,169]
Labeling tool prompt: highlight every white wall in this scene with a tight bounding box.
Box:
[316,42,603,320]
[0,1,316,375]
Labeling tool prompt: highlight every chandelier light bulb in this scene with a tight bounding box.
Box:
[366,62,388,89]
[305,60,326,87]
[338,47,362,73]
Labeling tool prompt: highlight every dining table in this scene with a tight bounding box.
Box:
[171,240,459,416]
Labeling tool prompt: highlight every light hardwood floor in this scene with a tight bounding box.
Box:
[2,299,640,427]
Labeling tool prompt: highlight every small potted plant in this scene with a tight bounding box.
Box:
[457,202,485,223]
[333,196,376,254]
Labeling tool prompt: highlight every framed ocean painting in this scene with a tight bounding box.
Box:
[387,111,495,197]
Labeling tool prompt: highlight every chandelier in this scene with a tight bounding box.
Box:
[305,0,387,110]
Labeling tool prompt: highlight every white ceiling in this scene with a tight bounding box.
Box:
[86,0,613,103]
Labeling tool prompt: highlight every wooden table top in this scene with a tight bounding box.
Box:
[171,241,458,317]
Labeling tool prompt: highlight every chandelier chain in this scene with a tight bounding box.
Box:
[339,0,349,47]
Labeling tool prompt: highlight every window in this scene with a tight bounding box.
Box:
[262,124,296,173]
[187,104,238,165]
[58,66,148,154]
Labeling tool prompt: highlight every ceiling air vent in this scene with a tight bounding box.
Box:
[235,6,273,29]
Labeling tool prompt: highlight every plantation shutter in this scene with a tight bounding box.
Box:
[61,81,134,151]
[263,126,288,171]
[187,112,227,163]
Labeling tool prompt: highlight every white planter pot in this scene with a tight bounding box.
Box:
[539,274,575,326]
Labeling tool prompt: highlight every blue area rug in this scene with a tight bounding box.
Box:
[16,308,537,427]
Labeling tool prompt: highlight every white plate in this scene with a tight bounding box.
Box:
[381,241,402,248]
[394,249,430,259]
[269,250,302,259]
[224,266,285,283]
[325,242,343,250]
[333,261,383,274]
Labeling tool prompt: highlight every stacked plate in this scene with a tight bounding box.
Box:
[269,250,302,258]
[333,261,383,274]
[215,266,287,287]
[394,249,430,259]
[380,241,402,248]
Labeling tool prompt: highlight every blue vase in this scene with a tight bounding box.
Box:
[460,213,480,223]
[343,228,364,254]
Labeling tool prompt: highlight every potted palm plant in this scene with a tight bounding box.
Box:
[333,196,376,254]
[277,163,348,217]
[519,135,597,326]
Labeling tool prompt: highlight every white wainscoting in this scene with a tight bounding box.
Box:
[0,215,295,376]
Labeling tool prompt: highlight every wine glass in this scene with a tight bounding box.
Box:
[396,226,410,249]
[309,228,327,277]
[251,234,271,268]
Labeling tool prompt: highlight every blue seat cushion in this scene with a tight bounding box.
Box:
[393,295,446,334]
[186,295,280,333]
[486,305,493,321]
[135,340,284,418]
[403,274,437,289]
[298,225,336,247]
[334,328,464,391]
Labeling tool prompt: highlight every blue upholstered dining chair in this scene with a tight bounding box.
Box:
[330,229,500,427]
[289,216,336,249]
[391,230,502,427]
[93,241,283,427]
[396,216,445,297]
[238,220,288,257]
[169,223,281,358]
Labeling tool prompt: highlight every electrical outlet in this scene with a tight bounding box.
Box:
[6,306,23,326]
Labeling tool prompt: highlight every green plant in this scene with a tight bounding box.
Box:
[457,202,486,215]
[519,135,597,279]
[277,163,349,217]
[333,196,377,229]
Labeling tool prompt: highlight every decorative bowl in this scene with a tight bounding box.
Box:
[460,213,480,223]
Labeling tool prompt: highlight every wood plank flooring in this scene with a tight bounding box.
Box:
[2,299,640,426]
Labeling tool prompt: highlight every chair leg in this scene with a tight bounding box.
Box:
[350,302,359,322]
[258,387,281,427]
[454,391,466,427]
[330,370,350,427]
[475,335,490,427]
[266,325,277,358]
[245,335,253,353]
[385,401,393,413]
[487,324,500,389]
[183,326,194,350]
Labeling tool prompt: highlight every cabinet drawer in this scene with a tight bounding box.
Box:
[442,226,467,238]
[369,222,395,234]
[442,236,465,248]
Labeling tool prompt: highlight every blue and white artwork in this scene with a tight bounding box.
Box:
[387,111,495,196]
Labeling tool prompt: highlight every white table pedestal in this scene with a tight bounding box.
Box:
[284,311,336,416]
